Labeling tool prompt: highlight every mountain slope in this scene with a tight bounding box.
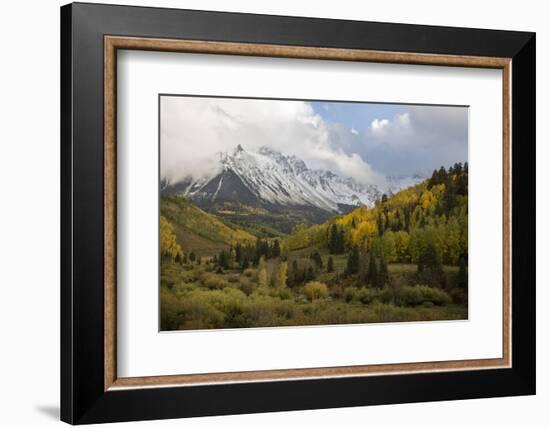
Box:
[283,163,468,263]
[161,196,256,248]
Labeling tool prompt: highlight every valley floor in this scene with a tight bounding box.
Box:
[160,254,467,331]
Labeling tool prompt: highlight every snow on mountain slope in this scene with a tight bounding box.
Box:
[162,145,423,214]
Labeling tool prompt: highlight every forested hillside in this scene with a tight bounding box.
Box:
[160,163,468,331]
[283,163,468,268]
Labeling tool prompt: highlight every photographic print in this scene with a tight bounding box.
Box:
[159,95,468,331]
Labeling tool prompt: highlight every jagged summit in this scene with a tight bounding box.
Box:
[162,146,423,215]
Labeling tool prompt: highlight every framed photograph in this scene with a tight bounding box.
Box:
[61,2,535,424]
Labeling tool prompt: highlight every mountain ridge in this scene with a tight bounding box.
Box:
[161,145,424,216]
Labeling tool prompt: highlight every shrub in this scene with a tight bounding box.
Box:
[417,285,452,305]
[343,286,359,303]
[237,276,255,296]
[329,284,344,300]
[243,268,256,279]
[201,273,230,290]
[303,281,329,301]
[357,288,376,304]
[393,285,452,307]
[400,286,424,306]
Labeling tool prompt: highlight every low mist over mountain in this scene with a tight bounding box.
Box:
[161,146,423,234]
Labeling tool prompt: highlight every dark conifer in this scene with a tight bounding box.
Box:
[327,256,334,273]
[458,256,468,289]
[367,253,378,288]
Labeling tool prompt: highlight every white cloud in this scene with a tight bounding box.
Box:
[161,96,383,186]
[361,106,468,175]
[350,128,359,135]
[370,118,389,133]
[369,113,411,138]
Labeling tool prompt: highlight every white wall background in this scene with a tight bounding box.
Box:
[0,0,546,427]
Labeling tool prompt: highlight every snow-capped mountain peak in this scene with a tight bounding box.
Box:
[162,145,423,214]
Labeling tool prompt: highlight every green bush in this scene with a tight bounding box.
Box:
[357,288,376,304]
[393,285,452,307]
[343,286,359,303]
[237,275,256,296]
[198,272,231,289]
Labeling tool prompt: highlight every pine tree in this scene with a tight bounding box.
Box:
[218,250,229,269]
[346,245,360,275]
[241,257,250,271]
[458,256,468,288]
[328,224,339,254]
[310,250,323,269]
[189,251,196,262]
[235,243,242,263]
[367,253,378,288]
[305,266,315,282]
[327,256,334,273]
[428,169,439,188]
[272,239,281,258]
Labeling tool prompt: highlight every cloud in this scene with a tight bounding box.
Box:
[350,128,359,135]
[160,96,384,185]
[361,105,468,175]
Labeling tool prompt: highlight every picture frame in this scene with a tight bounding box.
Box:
[61,2,535,424]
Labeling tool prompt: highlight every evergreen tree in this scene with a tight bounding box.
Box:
[218,250,229,269]
[458,256,468,289]
[346,245,360,275]
[310,250,323,269]
[189,251,196,262]
[327,256,334,273]
[241,257,250,271]
[272,239,281,258]
[328,224,339,254]
[367,253,378,288]
[438,166,447,184]
[175,253,182,264]
[428,169,439,188]
[235,243,242,263]
[305,266,315,282]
